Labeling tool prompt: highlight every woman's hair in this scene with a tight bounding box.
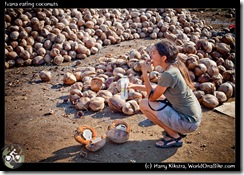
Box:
[155,39,195,90]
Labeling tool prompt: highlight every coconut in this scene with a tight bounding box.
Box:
[108,95,126,112]
[217,82,233,99]
[90,77,105,92]
[193,90,205,101]
[70,82,83,91]
[39,70,51,82]
[96,90,113,104]
[122,100,140,115]
[201,94,219,109]
[89,97,105,112]
[85,135,106,152]
[213,91,227,104]
[63,72,77,85]
[75,97,90,110]
[74,125,98,145]
[74,125,106,152]
[70,89,83,97]
[69,94,80,105]
[106,120,131,144]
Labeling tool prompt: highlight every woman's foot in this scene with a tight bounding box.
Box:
[155,134,183,148]
[162,131,187,138]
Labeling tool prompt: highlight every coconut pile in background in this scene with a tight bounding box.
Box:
[4,8,236,110]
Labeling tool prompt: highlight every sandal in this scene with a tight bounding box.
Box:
[155,135,183,148]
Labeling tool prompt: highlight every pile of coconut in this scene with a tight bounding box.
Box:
[5,8,235,68]
[57,40,235,111]
[5,8,235,109]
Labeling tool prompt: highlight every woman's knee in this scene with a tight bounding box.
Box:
[139,98,148,111]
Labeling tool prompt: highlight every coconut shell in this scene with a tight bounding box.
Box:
[106,129,129,144]
[85,135,106,152]
[106,120,130,144]
[122,100,140,115]
[70,89,83,97]
[199,82,216,94]
[96,90,113,104]
[108,95,126,112]
[69,94,80,105]
[70,82,83,91]
[90,77,104,92]
[89,97,105,112]
[39,70,51,82]
[193,90,205,101]
[217,82,233,99]
[201,94,219,109]
[63,72,77,85]
[75,97,90,110]
[108,120,131,132]
[214,91,227,104]
[74,125,98,145]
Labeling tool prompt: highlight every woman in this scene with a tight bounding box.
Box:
[128,38,202,148]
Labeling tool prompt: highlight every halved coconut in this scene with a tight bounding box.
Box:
[106,120,130,144]
[74,125,98,145]
[85,135,106,152]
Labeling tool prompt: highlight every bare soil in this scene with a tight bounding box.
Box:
[4,9,237,169]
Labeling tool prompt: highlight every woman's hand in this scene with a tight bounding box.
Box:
[127,82,136,90]
[141,60,152,74]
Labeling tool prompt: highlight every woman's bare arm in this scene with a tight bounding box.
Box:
[128,83,157,91]
[128,83,146,91]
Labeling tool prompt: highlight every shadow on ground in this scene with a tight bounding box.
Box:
[39,139,178,163]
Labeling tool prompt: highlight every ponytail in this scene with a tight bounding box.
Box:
[172,61,195,91]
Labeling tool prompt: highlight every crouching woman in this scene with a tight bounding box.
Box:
[128,38,202,148]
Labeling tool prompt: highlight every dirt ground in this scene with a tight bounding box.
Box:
[3,9,237,170]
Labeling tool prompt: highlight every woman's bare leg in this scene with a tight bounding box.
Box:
[139,98,182,146]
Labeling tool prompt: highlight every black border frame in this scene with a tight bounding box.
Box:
[1,0,241,172]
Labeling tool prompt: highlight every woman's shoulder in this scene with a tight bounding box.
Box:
[165,66,180,76]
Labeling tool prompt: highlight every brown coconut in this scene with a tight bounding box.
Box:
[199,82,216,94]
[89,97,105,112]
[96,90,113,104]
[122,100,140,115]
[75,97,90,110]
[213,91,227,104]
[193,90,205,101]
[201,94,219,109]
[39,70,52,82]
[69,94,80,105]
[106,120,131,144]
[63,72,77,85]
[70,82,83,91]
[70,89,83,97]
[217,82,233,99]
[85,135,106,152]
[90,77,105,92]
[108,94,126,113]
